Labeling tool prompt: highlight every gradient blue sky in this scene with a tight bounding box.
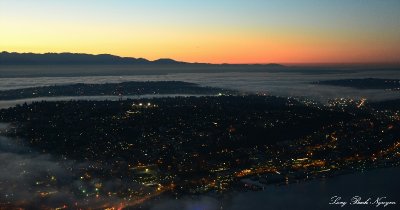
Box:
[1,0,399,63]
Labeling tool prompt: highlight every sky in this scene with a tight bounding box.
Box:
[0,0,399,64]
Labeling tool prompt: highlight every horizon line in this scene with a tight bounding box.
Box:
[2,51,399,67]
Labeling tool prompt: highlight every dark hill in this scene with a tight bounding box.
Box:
[0,52,183,65]
[0,52,284,67]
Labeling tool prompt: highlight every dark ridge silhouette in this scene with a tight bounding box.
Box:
[0,51,284,67]
[153,58,185,64]
[0,51,184,65]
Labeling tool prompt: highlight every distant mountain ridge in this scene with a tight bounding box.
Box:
[0,51,284,67]
[0,51,186,65]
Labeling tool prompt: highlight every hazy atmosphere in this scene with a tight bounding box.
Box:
[1,0,400,64]
[1,1,400,210]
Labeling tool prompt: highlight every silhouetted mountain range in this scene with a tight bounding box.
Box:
[0,52,186,65]
[0,52,284,67]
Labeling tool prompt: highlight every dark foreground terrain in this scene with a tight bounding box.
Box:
[314,78,400,90]
[0,95,399,209]
[0,81,236,100]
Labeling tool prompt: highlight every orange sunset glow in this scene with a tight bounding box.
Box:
[1,0,399,64]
